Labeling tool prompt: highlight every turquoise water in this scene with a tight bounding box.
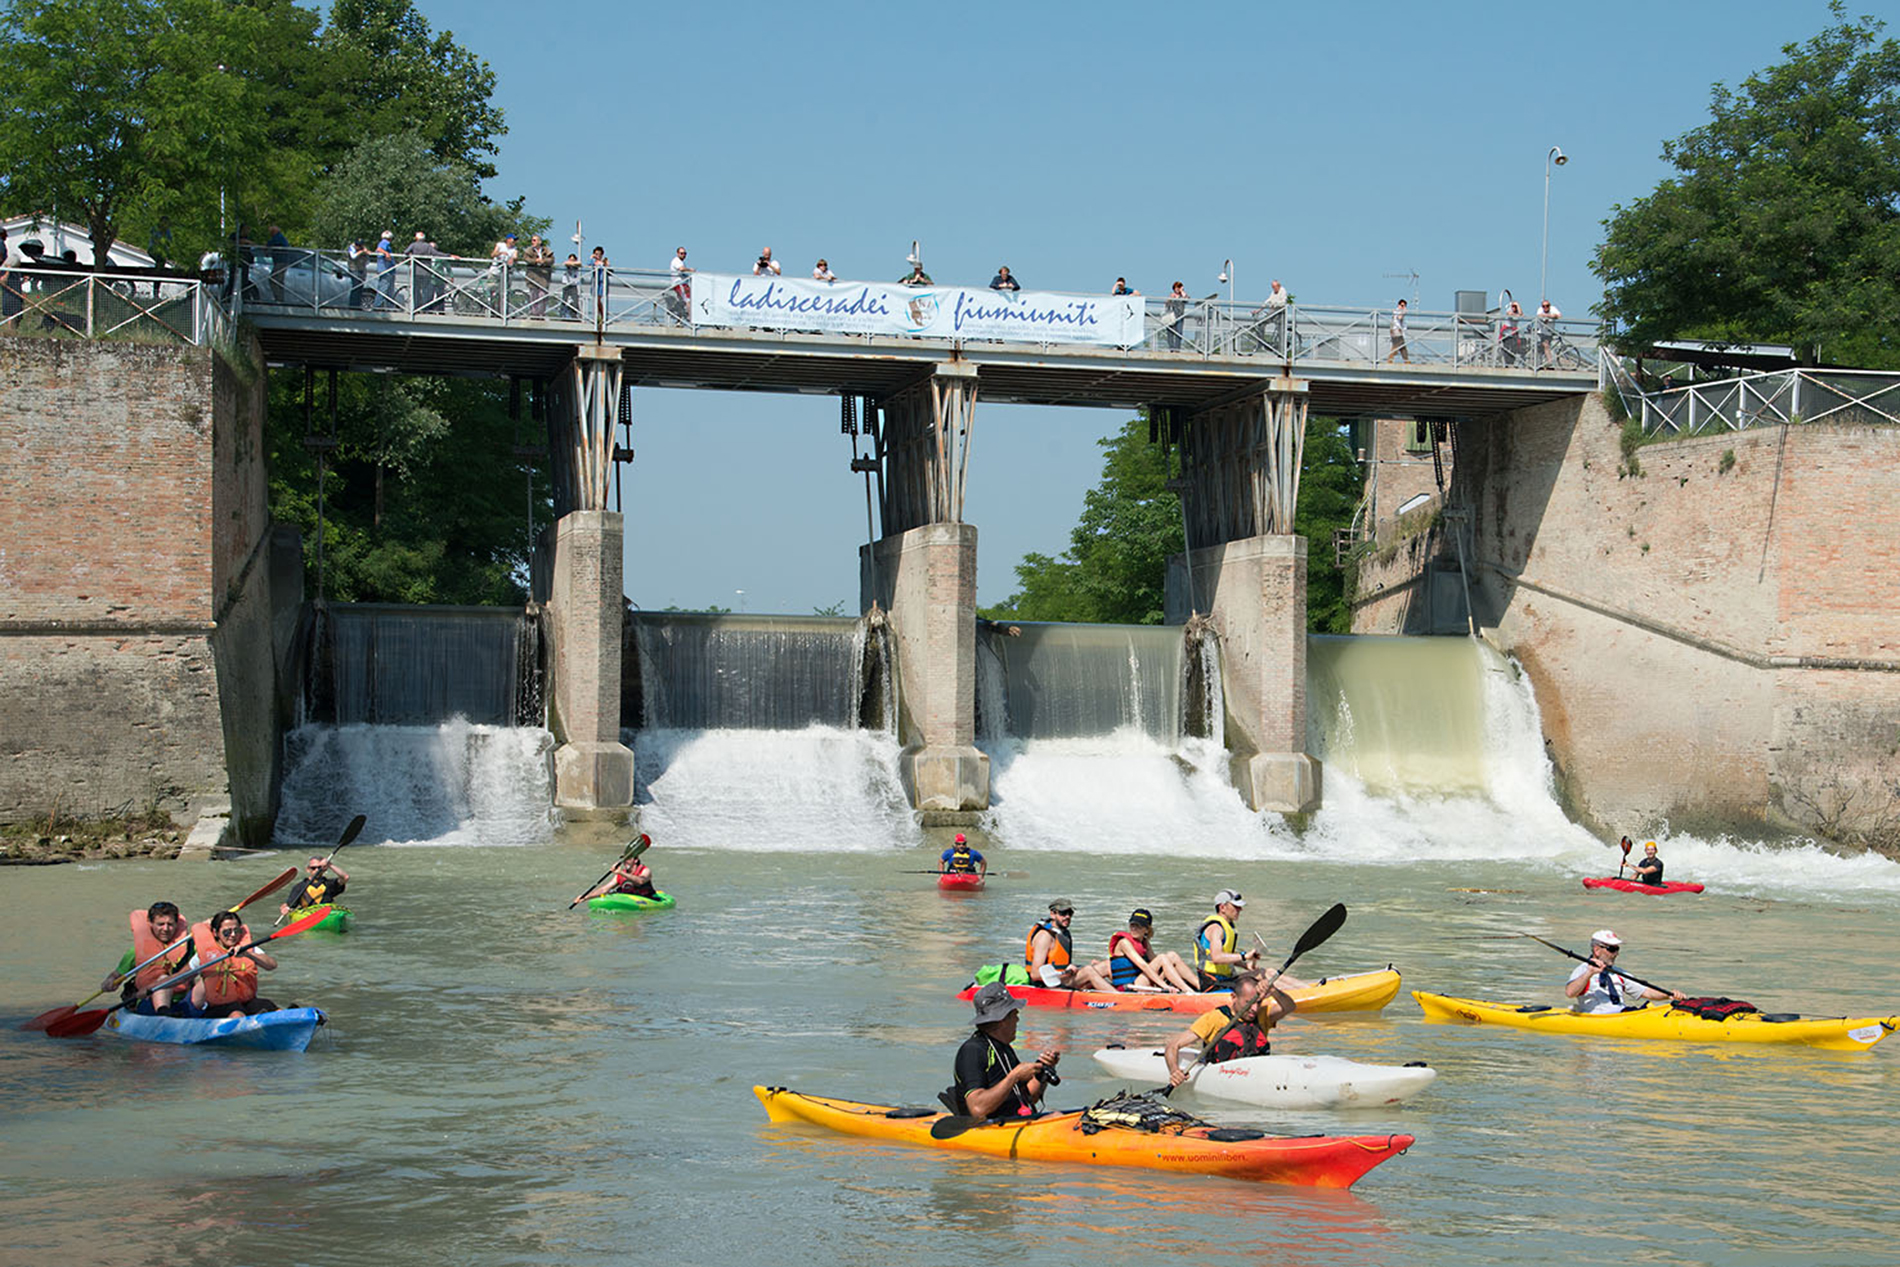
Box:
[3,840,1896,1266]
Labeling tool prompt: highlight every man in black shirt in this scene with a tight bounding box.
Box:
[950,982,1060,1120]
[280,855,349,917]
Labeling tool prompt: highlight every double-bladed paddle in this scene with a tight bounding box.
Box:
[1158,902,1349,1097]
[569,834,652,909]
[46,906,332,1038]
[275,814,369,926]
[20,864,299,1032]
[1522,932,1681,998]
[898,869,1029,879]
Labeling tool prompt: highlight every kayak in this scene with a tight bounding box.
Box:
[1090,1047,1437,1109]
[1583,877,1705,895]
[1413,991,1898,1052]
[102,1006,327,1052]
[588,890,676,912]
[937,872,985,893]
[290,903,354,931]
[753,1086,1413,1188]
[956,968,1402,1016]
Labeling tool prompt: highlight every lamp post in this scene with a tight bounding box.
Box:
[1217,259,1232,351]
[1541,146,1567,304]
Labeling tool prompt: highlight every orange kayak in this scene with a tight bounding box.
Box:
[955,968,1401,1015]
[754,1086,1413,1188]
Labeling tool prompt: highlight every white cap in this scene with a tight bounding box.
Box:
[1590,929,1621,947]
[1214,888,1246,909]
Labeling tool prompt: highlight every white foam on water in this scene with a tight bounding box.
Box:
[275,721,559,846]
[633,725,920,852]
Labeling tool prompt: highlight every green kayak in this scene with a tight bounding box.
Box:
[292,903,353,932]
[588,890,675,913]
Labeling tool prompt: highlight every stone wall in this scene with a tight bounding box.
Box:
[1374,389,1900,845]
[0,336,284,837]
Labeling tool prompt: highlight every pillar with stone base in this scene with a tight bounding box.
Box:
[548,509,634,822]
[1178,533,1321,814]
[861,522,989,812]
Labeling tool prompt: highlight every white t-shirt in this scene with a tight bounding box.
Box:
[670,256,690,279]
[1568,961,1647,1014]
[490,241,518,270]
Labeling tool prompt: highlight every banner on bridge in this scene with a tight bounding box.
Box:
[693,274,1145,347]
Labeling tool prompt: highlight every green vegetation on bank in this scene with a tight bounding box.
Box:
[979,413,1363,633]
[1594,4,1900,368]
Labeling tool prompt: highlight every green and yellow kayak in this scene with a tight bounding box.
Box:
[1413,990,1897,1052]
[291,903,352,932]
[588,890,675,913]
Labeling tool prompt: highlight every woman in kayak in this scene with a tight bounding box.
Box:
[1563,929,1686,1013]
[949,982,1060,1120]
[188,910,281,1018]
[1107,909,1198,992]
[1161,970,1298,1083]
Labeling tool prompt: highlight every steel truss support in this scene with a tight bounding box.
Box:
[875,362,979,534]
[1174,377,1310,549]
[546,345,623,516]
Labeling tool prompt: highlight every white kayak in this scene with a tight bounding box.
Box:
[1089,1046,1438,1109]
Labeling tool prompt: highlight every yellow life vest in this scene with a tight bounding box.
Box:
[1194,914,1238,980]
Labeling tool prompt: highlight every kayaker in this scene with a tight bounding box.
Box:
[949,981,1061,1120]
[1563,929,1687,1013]
[940,833,987,878]
[1631,841,1666,887]
[1107,909,1198,992]
[101,901,194,1016]
[1193,889,1310,991]
[1027,900,1114,990]
[579,852,657,902]
[188,910,281,1018]
[280,854,349,917]
[1162,970,1298,1084]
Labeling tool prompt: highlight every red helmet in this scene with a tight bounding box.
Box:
[954,834,967,845]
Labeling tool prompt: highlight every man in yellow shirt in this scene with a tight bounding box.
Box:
[1161,971,1298,1084]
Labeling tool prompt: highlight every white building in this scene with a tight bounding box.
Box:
[2,213,157,268]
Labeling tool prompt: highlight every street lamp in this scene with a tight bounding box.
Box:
[1218,258,1233,310]
[735,589,747,613]
[1541,146,1568,304]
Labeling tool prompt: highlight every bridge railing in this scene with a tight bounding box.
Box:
[1,266,228,350]
[1630,367,1900,436]
[221,246,1603,372]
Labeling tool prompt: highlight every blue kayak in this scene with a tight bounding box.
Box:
[102,1007,327,1052]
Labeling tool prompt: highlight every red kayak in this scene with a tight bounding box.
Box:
[1583,877,1704,895]
[937,872,985,893]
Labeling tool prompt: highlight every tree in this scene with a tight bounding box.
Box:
[981,413,1361,632]
[1594,4,1900,367]
[310,129,542,257]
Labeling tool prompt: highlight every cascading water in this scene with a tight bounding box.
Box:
[303,603,540,726]
[628,612,916,851]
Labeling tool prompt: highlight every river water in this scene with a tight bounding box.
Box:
[4,639,1898,1266]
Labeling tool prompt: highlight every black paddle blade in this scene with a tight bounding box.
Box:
[1290,903,1349,960]
[335,814,368,850]
[928,1114,980,1140]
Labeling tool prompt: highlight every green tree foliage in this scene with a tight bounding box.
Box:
[981,414,1362,632]
[268,372,548,605]
[321,0,506,179]
[309,129,542,257]
[1594,4,1900,367]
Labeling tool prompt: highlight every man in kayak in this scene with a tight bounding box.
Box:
[1563,929,1687,1013]
[940,833,987,879]
[1107,909,1198,992]
[188,910,281,1018]
[1027,900,1114,990]
[1630,841,1666,886]
[101,900,193,1015]
[949,982,1060,1120]
[1161,970,1298,1084]
[279,854,349,918]
[1194,889,1313,992]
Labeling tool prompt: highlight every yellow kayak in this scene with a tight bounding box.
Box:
[955,968,1402,1016]
[1413,991,1898,1052]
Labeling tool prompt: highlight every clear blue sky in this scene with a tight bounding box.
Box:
[418,0,1832,613]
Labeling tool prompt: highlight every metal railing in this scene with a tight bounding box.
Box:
[223,245,1602,373]
[1629,367,1900,436]
[1,265,228,349]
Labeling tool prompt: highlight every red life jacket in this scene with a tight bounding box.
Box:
[129,911,192,991]
[1204,1005,1272,1064]
[191,920,258,1007]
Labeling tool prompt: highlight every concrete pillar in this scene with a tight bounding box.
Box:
[1174,534,1321,814]
[549,509,634,821]
[860,522,989,813]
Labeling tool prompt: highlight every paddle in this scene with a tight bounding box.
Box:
[1157,903,1348,1097]
[1522,932,1680,998]
[20,865,298,1032]
[569,834,652,909]
[1617,836,1633,878]
[898,870,1028,879]
[46,907,332,1038]
[274,814,369,926]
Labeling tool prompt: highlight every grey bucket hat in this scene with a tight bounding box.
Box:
[971,981,1024,1025]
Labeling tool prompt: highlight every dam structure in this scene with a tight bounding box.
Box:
[0,261,1601,837]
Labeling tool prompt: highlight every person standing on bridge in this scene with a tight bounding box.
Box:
[990,265,1021,292]
[753,247,781,276]
[899,260,933,286]
[561,253,582,320]
[812,258,835,282]
[1535,298,1563,369]
[1163,281,1189,351]
[523,235,554,318]
[667,247,693,322]
[589,246,611,321]
[1387,299,1410,363]
[406,232,442,313]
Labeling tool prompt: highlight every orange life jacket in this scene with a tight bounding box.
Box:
[191,920,258,1007]
[129,910,192,991]
[1024,919,1072,970]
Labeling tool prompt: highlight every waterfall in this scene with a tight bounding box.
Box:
[627,613,888,731]
[974,622,1187,741]
[302,603,540,726]
[1305,634,1488,794]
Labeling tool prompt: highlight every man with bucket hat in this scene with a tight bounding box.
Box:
[1563,929,1687,1014]
[947,982,1061,1120]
